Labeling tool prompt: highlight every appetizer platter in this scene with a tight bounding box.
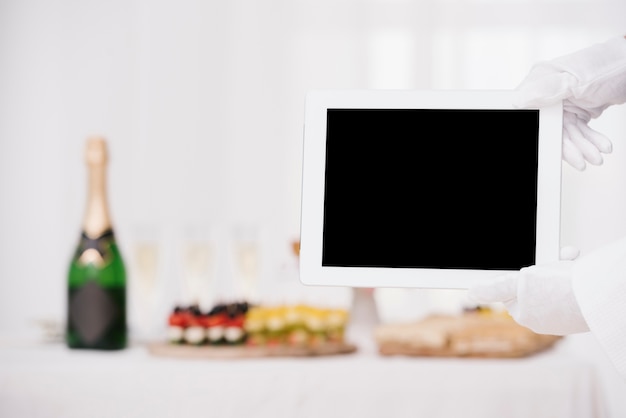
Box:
[147,302,357,359]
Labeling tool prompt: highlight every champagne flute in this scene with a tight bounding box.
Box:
[181,224,216,311]
[231,224,260,304]
[130,224,161,343]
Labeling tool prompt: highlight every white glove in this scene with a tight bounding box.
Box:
[514,35,626,171]
[467,247,588,336]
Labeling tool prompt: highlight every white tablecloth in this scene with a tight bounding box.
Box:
[0,334,612,418]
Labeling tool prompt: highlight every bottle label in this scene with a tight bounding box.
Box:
[69,279,121,345]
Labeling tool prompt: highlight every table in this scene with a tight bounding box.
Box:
[0,334,612,418]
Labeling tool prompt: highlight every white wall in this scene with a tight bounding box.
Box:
[1,0,625,337]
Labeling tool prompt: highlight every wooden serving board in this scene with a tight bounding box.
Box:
[376,336,561,359]
[373,313,563,359]
[147,341,358,359]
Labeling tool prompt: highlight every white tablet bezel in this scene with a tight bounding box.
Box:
[299,89,563,289]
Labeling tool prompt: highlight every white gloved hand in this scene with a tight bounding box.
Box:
[514,35,626,171]
[467,246,588,336]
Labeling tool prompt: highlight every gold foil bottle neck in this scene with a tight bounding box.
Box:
[82,136,113,238]
[85,136,108,166]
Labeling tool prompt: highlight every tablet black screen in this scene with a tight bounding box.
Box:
[322,108,540,270]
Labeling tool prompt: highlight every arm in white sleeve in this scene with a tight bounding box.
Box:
[467,247,586,336]
[467,238,626,380]
[572,236,626,379]
[515,35,626,170]
[468,262,589,336]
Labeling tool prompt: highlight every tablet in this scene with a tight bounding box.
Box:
[299,89,563,289]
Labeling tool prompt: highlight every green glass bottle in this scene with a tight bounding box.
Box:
[66,136,127,350]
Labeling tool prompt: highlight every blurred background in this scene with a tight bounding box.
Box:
[1,0,625,343]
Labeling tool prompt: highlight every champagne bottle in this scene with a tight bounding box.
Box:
[66,136,127,350]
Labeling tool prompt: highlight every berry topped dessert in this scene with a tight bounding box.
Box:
[166,302,350,349]
[167,302,250,345]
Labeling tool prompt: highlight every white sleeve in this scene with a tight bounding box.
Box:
[572,235,626,379]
